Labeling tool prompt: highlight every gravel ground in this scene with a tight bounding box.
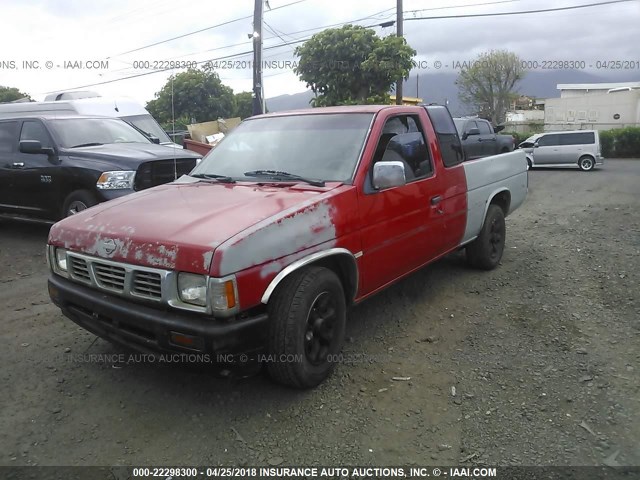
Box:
[0,159,638,468]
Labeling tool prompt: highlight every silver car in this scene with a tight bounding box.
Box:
[528,130,603,171]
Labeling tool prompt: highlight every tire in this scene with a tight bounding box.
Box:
[578,155,595,171]
[466,204,506,270]
[267,266,346,389]
[62,190,98,218]
[526,158,533,170]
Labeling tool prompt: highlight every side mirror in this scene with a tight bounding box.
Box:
[533,142,539,148]
[373,161,406,190]
[19,140,54,155]
[467,127,480,136]
[494,125,505,133]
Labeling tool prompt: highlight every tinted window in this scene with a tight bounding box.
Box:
[560,132,595,145]
[0,121,18,153]
[20,121,52,148]
[478,121,493,134]
[537,134,560,147]
[465,120,478,132]
[426,106,464,167]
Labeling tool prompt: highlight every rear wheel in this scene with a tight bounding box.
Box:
[578,155,595,171]
[466,204,506,270]
[526,158,532,170]
[62,190,97,218]
[267,266,346,389]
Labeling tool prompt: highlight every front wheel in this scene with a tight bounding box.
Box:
[578,156,595,171]
[267,266,346,389]
[466,204,506,270]
[62,190,97,218]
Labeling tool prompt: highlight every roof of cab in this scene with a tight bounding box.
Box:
[249,104,426,119]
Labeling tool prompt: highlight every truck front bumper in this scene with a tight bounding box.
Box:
[48,274,268,359]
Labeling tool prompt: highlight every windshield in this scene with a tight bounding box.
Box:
[124,114,172,143]
[49,118,151,148]
[190,113,373,183]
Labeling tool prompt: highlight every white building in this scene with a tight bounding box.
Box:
[544,82,640,131]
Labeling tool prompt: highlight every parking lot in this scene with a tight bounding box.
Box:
[1,159,639,467]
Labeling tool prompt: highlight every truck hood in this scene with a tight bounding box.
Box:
[63,143,200,169]
[48,179,351,275]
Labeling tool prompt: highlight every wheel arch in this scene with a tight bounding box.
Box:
[484,188,511,220]
[261,248,359,306]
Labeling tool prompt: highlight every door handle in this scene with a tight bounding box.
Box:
[12,162,25,168]
[430,195,442,205]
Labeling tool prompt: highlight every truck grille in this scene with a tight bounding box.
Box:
[134,158,198,190]
[69,256,91,282]
[65,252,168,303]
[94,264,126,291]
[132,271,163,299]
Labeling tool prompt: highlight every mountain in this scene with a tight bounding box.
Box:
[266,70,639,114]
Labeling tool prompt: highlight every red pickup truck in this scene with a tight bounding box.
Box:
[47,105,528,388]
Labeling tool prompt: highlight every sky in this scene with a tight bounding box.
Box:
[0,0,638,105]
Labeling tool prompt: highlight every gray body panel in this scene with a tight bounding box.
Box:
[461,150,528,245]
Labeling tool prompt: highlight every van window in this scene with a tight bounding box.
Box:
[20,121,52,148]
[123,114,171,143]
[0,121,18,152]
[560,132,595,145]
[537,134,560,147]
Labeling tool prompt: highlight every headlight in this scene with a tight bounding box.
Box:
[178,273,207,307]
[209,277,237,313]
[50,247,68,276]
[96,171,136,190]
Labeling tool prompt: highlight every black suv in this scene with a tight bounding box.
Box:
[0,115,201,221]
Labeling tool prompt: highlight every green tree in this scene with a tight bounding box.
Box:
[294,25,416,106]
[0,86,32,103]
[456,50,524,125]
[146,68,236,130]
[234,91,254,119]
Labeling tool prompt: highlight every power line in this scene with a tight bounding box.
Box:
[405,0,635,21]
[109,0,310,58]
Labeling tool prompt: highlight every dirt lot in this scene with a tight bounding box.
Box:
[1,159,639,468]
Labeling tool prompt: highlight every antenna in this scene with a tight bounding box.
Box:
[171,73,177,178]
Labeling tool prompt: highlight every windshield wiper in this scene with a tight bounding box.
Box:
[70,142,104,148]
[244,170,325,187]
[190,173,236,183]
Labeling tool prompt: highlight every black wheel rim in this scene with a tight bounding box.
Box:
[489,217,504,260]
[304,291,337,366]
[67,201,88,216]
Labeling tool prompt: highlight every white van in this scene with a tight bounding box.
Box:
[0,95,182,149]
[529,130,603,171]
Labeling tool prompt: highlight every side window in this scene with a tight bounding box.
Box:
[562,132,594,145]
[372,115,433,182]
[425,105,464,167]
[20,121,52,148]
[478,121,493,135]
[0,121,19,153]
[537,134,559,147]
[465,120,478,133]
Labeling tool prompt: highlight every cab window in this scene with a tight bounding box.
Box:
[371,115,433,182]
[20,121,52,149]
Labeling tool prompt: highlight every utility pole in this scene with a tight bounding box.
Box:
[395,0,403,105]
[252,0,264,115]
